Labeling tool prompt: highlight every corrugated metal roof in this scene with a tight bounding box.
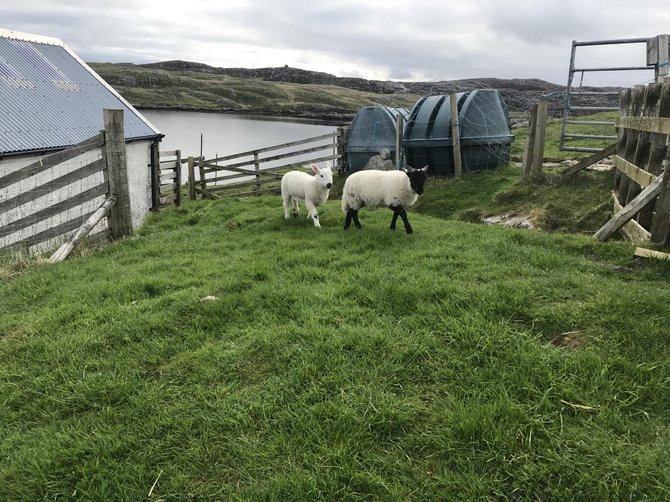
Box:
[0,29,162,156]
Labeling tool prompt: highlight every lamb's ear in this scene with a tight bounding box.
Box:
[405,166,415,173]
[311,164,320,174]
[421,165,429,173]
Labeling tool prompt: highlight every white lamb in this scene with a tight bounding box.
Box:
[281,162,334,229]
[341,166,428,234]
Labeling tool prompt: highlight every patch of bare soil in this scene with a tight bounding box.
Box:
[482,214,535,229]
[550,331,586,349]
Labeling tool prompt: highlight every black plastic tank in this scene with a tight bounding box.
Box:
[402,89,513,175]
[346,106,410,172]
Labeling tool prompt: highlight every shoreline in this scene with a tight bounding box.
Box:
[134,105,352,126]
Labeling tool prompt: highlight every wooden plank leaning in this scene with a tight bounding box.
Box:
[563,143,616,176]
[49,196,117,263]
[594,175,663,241]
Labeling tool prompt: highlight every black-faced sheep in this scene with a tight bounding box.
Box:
[341,166,428,234]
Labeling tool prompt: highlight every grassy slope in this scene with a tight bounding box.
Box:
[90,63,419,117]
[1,195,669,500]
[415,167,614,234]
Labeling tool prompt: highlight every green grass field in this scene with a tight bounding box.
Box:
[1,182,669,499]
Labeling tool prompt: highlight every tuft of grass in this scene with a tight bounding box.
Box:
[1,195,669,500]
[414,165,613,234]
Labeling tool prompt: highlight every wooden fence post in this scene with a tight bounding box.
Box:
[531,99,548,178]
[199,159,207,195]
[650,80,670,243]
[254,152,260,195]
[450,93,462,177]
[522,103,539,178]
[188,156,196,200]
[175,150,182,206]
[649,34,670,83]
[522,100,548,179]
[395,114,404,170]
[103,109,132,239]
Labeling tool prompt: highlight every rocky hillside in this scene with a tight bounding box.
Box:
[90,60,620,121]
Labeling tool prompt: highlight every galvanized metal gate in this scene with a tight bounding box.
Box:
[559,37,655,153]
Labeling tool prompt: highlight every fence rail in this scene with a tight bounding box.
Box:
[157,150,182,207]
[188,128,346,200]
[594,81,670,244]
[0,135,107,254]
[0,109,133,256]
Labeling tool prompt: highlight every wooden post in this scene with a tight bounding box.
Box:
[614,89,632,195]
[395,114,404,170]
[175,150,182,207]
[619,86,646,204]
[531,99,548,178]
[188,156,196,200]
[103,109,132,239]
[631,85,660,228]
[254,152,261,195]
[649,34,670,83]
[198,159,207,195]
[150,142,160,212]
[450,93,462,177]
[651,166,670,244]
[522,103,539,178]
[650,81,670,244]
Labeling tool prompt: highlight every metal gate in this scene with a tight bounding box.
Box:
[559,37,656,153]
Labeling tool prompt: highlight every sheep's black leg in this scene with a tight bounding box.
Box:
[351,210,362,229]
[344,209,361,229]
[344,210,353,230]
[389,205,400,230]
[397,207,413,234]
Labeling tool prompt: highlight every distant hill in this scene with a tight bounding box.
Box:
[89,60,620,122]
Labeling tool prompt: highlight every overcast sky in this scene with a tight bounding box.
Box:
[2,0,669,86]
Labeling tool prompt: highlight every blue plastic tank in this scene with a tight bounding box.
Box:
[402,90,513,175]
[346,106,410,172]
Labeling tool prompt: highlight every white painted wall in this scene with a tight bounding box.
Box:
[0,139,154,254]
[125,141,154,229]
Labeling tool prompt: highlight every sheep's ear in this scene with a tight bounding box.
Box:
[405,166,415,173]
[421,165,429,173]
[311,164,320,173]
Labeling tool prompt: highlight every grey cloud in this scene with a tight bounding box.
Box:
[1,0,668,86]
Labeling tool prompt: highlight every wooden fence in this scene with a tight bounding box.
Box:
[594,81,670,244]
[187,128,347,200]
[0,109,133,255]
[153,149,182,209]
